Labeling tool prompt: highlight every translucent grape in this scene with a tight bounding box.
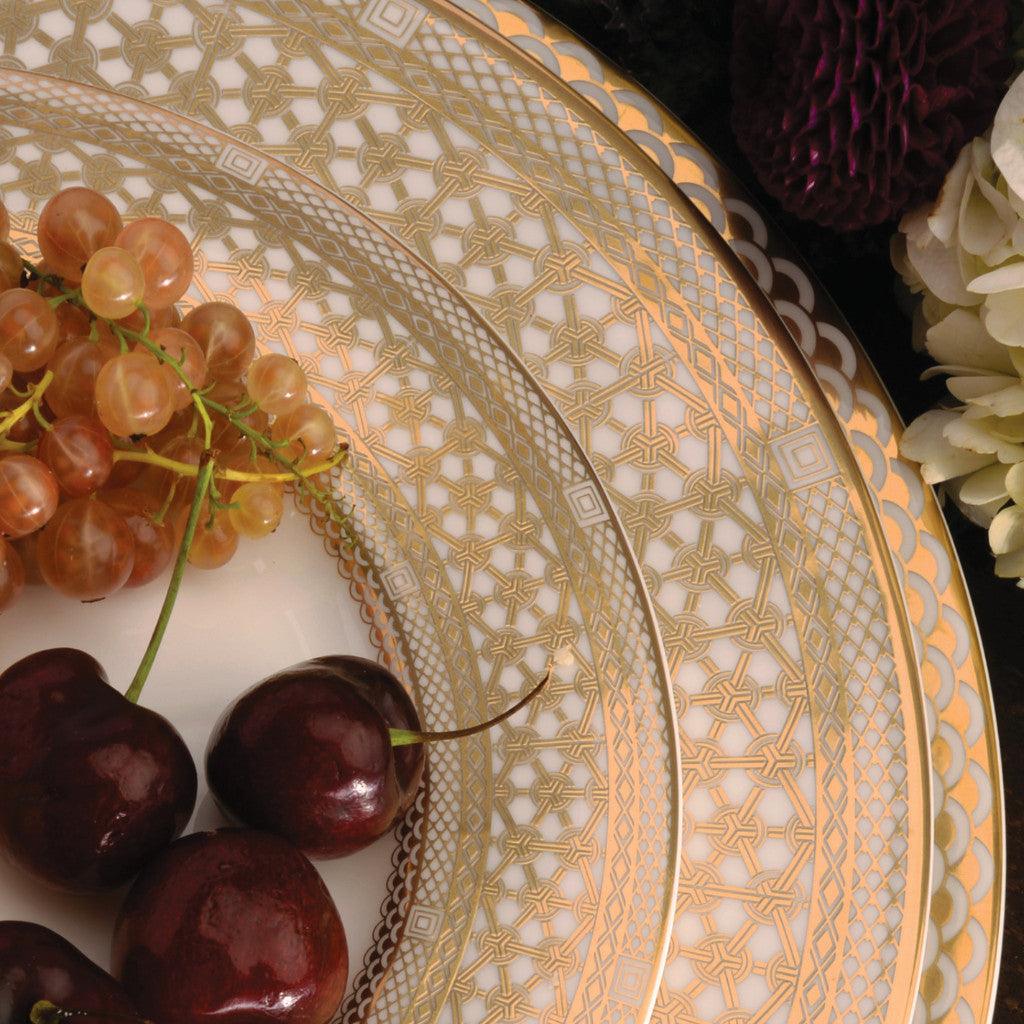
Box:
[0,353,11,393]
[188,504,238,570]
[101,488,176,588]
[0,288,60,372]
[0,242,22,292]
[115,217,194,310]
[95,351,174,437]
[0,455,59,538]
[205,378,270,448]
[146,326,207,411]
[182,302,255,383]
[228,481,284,539]
[117,303,175,335]
[246,353,307,416]
[0,537,24,613]
[104,439,146,489]
[81,246,145,320]
[37,188,123,282]
[13,535,44,586]
[141,434,204,511]
[46,336,119,419]
[55,302,92,342]
[36,497,134,601]
[38,416,114,497]
[271,402,336,467]
[218,437,274,500]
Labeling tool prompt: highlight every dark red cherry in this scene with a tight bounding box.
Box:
[0,920,138,1024]
[206,654,549,859]
[206,656,422,858]
[0,648,197,892]
[112,829,348,1024]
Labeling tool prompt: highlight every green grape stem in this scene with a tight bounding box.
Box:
[125,456,215,704]
[0,370,53,440]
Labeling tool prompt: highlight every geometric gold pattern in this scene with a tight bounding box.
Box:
[0,3,955,1023]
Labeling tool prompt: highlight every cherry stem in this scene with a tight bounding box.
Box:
[125,455,215,704]
[30,1001,152,1024]
[389,667,551,747]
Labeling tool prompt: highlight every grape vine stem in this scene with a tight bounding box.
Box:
[0,370,53,438]
[111,444,348,483]
[125,456,216,704]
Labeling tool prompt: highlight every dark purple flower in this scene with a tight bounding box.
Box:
[732,0,1011,230]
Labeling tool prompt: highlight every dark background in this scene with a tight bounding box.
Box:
[529,0,1021,1017]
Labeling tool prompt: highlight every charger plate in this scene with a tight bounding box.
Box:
[0,3,942,1024]
[459,5,1004,1023]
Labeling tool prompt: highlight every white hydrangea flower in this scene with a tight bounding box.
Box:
[897,70,1024,585]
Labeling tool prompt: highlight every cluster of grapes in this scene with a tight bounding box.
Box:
[0,187,346,615]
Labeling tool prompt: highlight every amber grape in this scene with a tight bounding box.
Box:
[46,336,119,419]
[271,402,336,467]
[146,326,207,411]
[101,488,176,588]
[95,351,174,437]
[182,302,255,382]
[37,187,123,282]
[0,455,60,538]
[38,416,114,498]
[81,247,145,320]
[0,288,60,372]
[36,496,134,600]
[115,217,193,309]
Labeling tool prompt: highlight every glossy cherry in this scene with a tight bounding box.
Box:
[0,921,139,1024]
[207,655,548,858]
[0,648,197,892]
[112,828,348,1024]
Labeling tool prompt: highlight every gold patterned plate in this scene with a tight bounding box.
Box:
[0,70,682,1024]
[467,4,1004,1023]
[0,4,939,1024]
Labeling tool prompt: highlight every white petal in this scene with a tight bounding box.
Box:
[926,143,973,244]
[992,72,1024,200]
[901,411,996,481]
[968,262,1024,293]
[976,167,1017,229]
[905,231,979,306]
[1006,460,1024,502]
[944,415,1001,453]
[975,383,1024,416]
[955,492,1007,528]
[995,547,1024,577]
[901,409,960,456]
[988,412,1024,442]
[925,308,1015,373]
[984,241,1017,266]
[946,374,1016,401]
[958,462,1009,504]
[943,416,1024,463]
[900,202,936,249]
[989,503,1024,553]
[983,289,1024,346]
[959,179,1010,256]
